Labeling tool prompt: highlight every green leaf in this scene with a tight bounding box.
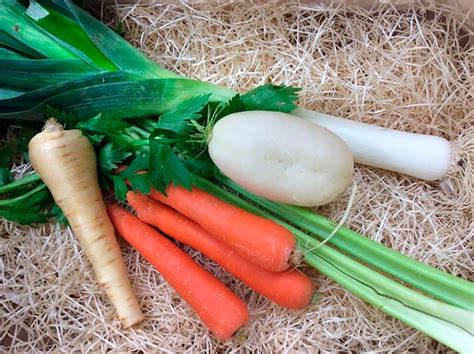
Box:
[50,203,68,226]
[110,175,127,201]
[149,138,191,193]
[0,184,50,215]
[205,94,245,124]
[184,152,220,178]
[45,105,77,127]
[77,113,131,135]
[0,167,13,186]
[0,77,233,121]
[129,173,151,194]
[98,143,131,174]
[0,206,48,224]
[54,0,178,79]
[119,152,150,178]
[0,142,15,167]
[0,173,42,195]
[0,72,127,118]
[157,94,211,134]
[0,58,97,90]
[241,84,301,112]
[27,2,117,71]
[87,134,105,144]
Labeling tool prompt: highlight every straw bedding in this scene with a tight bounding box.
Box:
[1,0,473,352]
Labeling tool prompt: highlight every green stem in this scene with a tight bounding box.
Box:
[221,177,474,311]
[0,173,41,194]
[132,118,156,134]
[192,175,473,351]
[0,183,47,206]
[303,253,473,354]
[129,125,150,139]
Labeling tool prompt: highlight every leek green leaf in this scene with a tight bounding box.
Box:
[0,87,25,99]
[0,30,44,58]
[0,72,128,119]
[27,2,117,71]
[0,47,30,60]
[52,0,178,79]
[0,3,76,59]
[0,58,97,90]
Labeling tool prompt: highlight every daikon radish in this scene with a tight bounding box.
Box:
[208,111,354,207]
[293,108,455,181]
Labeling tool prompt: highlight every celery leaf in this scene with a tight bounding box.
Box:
[45,105,78,128]
[156,94,211,134]
[77,113,130,134]
[129,173,151,194]
[98,143,131,173]
[149,138,191,193]
[241,84,301,112]
[110,175,127,201]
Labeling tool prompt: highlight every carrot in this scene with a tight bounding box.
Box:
[127,191,316,309]
[28,119,143,328]
[150,185,296,272]
[106,203,250,340]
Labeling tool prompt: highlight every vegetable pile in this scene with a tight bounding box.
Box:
[0,0,472,351]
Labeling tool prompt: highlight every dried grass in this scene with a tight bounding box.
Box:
[1,1,473,352]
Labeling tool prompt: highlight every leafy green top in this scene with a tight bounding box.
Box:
[0,0,301,224]
[68,84,301,201]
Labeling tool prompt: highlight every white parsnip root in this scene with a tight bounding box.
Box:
[29,119,144,328]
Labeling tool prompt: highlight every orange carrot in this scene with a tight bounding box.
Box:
[106,204,250,340]
[128,191,316,310]
[150,185,296,272]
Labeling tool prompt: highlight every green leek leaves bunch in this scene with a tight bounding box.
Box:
[0,1,472,351]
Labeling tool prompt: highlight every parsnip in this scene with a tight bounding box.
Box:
[29,119,144,328]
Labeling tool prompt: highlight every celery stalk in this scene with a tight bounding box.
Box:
[191,176,474,352]
[304,253,473,354]
[221,177,474,311]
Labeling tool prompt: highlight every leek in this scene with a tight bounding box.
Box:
[0,0,454,180]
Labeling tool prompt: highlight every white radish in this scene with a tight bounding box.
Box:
[29,119,144,328]
[293,108,455,181]
[208,111,354,207]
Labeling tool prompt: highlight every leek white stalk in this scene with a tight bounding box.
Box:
[292,108,455,181]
